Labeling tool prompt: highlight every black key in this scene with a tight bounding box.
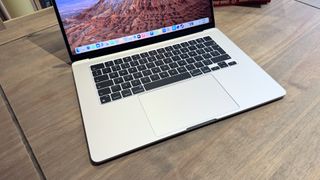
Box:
[121,63,130,69]
[172,55,181,61]
[137,64,147,71]
[109,72,119,79]
[186,58,195,64]
[148,50,157,56]
[177,66,187,73]
[155,60,164,66]
[91,63,105,71]
[151,67,161,74]
[186,64,196,71]
[124,75,134,82]
[190,69,202,76]
[188,46,197,51]
[140,52,149,58]
[100,95,111,104]
[132,85,145,94]
[102,67,112,74]
[200,66,211,73]
[173,44,182,49]
[159,71,170,78]
[177,60,187,66]
[164,52,173,57]
[194,55,204,61]
[121,82,132,90]
[196,44,205,49]
[172,50,182,55]
[94,75,109,83]
[188,51,197,57]
[98,87,111,96]
[204,41,215,46]
[203,53,212,59]
[212,46,226,54]
[204,47,214,52]
[131,79,141,87]
[138,58,148,64]
[112,65,121,72]
[147,56,156,63]
[92,69,102,77]
[203,60,213,65]
[132,54,141,60]
[144,72,191,91]
[111,92,122,100]
[111,85,121,92]
[218,62,228,68]
[105,61,114,67]
[203,36,213,41]
[164,58,173,64]
[188,40,197,45]
[160,65,170,71]
[114,77,124,84]
[168,69,179,76]
[150,74,161,81]
[180,42,189,47]
[141,77,151,84]
[165,46,174,51]
[196,49,206,54]
[130,61,139,67]
[156,54,165,60]
[180,48,189,53]
[169,62,178,69]
[211,66,220,71]
[228,61,237,66]
[211,54,231,63]
[142,70,152,76]
[121,89,132,97]
[133,72,143,79]
[146,62,156,69]
[180,54,189,59]
[196,38,205,43]
[195,62,204,68]
[123,56,132,62]
[128,67,138,73]
[157,48,165,54]
[114,59,123,65]
[96,80,113,89]
[210,51,220,57]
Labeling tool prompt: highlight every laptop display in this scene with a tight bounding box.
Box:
[55,0,213,55]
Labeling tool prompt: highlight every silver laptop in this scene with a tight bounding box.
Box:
[52,0,286,165]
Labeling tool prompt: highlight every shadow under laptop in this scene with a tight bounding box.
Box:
[27,25,72,66]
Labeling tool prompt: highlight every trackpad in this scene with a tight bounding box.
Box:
[139,75,239,137]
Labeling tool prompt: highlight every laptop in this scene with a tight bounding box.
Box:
[52,0,286,165]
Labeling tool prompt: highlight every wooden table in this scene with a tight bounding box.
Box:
[1,1,320,179]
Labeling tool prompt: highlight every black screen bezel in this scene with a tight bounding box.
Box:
[52,0,215,62]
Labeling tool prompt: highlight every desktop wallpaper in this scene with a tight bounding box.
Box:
[56,0,212,53]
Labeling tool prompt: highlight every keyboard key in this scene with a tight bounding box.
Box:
[228,61,237,66]
[188,51,197,57]
[156,54,165,60]
[91,63,105,71]
[173,44,182,49]
[164,58,173,64]
[137,64,147,71]
[194,55,204,61]
[186,58,195,64]
[105,61,114,67]
[111,85,121,92]
[188,40,197,45]
[140,52,149,58]
[92,69,102,77]
[119,69,129,76]
[94,75,109,83]
[121,89,132,97]
[128,67,138,73]
[203,36,213,41]
[142,70,152,76]
[204,47,213,52]
[111,92,122,100]
[141,77,151,84]
[160,65,170,71]
[139,58,148,64]
[190,69,202,76]
[155,60,164,66]
[157,48,166,54]
[146,62,156,69]
[195,62,204,68]
[150,74,161,81]
[114,77,124,84]
[133,72,143,79]
[180,54,189,59]
[172,50,182,55]
[123,56,132,62]
[130,61,139,67]
[132,85,145,94]
[196,49,206,54]
[124,75,134,82]
[172,56,181,61]
[211,66,220,71]
[151,67,161,74]
[109,72,119,79]
[165,46,174,51]
[180,42,189,47]
[218,62,228,68]
[177,66,187,73]
[121,82,132,90]
[196,44,205,49]
[96,80,113,89]
[112,65,121,71]
[102,67,112,74]
[131,79,141,87]
[100,95,111,104]
[145,72,191,91]
[203,53,212,59]
[203,60,213,65]
[148,50,157,56]
[169,62,178,69]
[200,67,211,73]
[177,60,187,66]
[147,56,156,62]
[121,63,130,69]
[188,46,197,51]
[186,64,196,71]
[180,48,189,53]
[211,54,231,63]
[210,51,220,57]
[196,38,205,43]
[204,41,215,46]
[132,54,141,60]
[159,71,170,78]
[168,69,179,76]
[212,46,226,54]
[98,87,111,96]
[164,52,173,57]
[114,59,123,65]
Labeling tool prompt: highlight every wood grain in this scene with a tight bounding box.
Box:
[0,0,320,179]
[0,92,40,180]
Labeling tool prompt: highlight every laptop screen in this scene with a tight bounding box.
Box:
[55,0,213,55]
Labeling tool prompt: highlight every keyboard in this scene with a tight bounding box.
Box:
[90,36,237,104]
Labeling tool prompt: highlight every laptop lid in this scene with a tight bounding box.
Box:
[52,0,215,62]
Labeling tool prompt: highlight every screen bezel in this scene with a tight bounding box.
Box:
[52,0,215,62]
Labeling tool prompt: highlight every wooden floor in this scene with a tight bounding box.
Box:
[0,1,320,179]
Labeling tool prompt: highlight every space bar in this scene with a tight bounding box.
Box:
[144,72,191,91]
